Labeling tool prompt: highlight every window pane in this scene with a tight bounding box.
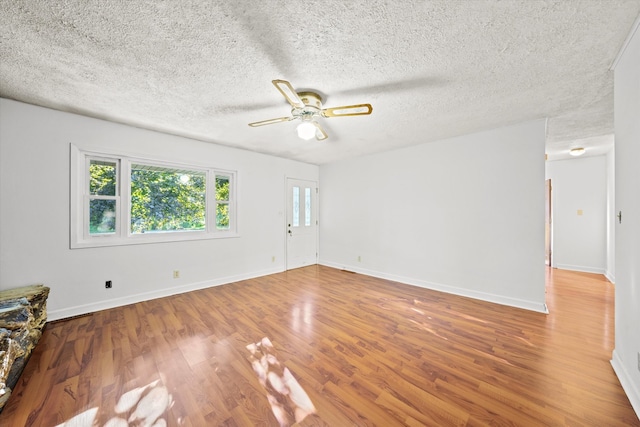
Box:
[305,187,311,226]
[89,199,116,234]
[292,187,299,227]
[216,203,230,230]
[130,166,206,234]
[89,160,117,196]
[216,176,230,201]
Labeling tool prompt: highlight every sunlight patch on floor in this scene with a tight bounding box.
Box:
[246,337,316,427]
[55,379,173,427]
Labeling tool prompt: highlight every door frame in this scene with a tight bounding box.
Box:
[545,179,552,267]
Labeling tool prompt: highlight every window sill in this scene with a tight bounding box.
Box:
[70,231,240,249]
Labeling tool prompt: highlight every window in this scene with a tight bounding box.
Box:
[290,185,313,228]
[71,145,237,248]
[215,175,231,230]
[130,164,206,234]
[88,158,119,235]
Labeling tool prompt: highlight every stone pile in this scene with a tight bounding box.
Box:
[0,284,50,412]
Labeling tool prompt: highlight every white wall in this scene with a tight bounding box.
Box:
[0,99,318,320]
[319,120,547,312]
[612,17,640,417]
[545,156,607,274]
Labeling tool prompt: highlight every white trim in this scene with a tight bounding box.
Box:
[555,264,606,275]
[122,159,132,237]
[47,266,284,322]
[69,144,82,248]
[611,350,640,419]
[319,260,549,314]
[610,13,640,70]
[605,270,615,284]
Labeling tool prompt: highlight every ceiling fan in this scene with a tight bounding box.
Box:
[248,79,373,141]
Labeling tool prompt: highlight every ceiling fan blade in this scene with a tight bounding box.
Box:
[248,116,293,127]
[322,103,373,118]
[272,79,305,108]
[313,121,328,141]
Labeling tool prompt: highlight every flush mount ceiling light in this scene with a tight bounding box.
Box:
[249,79,372,141]
[569,147,586,156]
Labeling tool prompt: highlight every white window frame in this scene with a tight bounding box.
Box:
[84,156,121,240]
[70,144,238,249]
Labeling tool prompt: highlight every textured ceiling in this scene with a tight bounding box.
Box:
[1,1,639,164]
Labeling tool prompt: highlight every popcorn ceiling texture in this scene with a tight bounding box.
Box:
[1,0,639,164]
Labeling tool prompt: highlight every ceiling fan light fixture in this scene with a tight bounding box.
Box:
[297,121,317,140]
[248,79,373,140]
[569,147,585,156]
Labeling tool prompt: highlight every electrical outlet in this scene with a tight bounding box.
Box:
[173,270,180,279]
[105,280,112,289]
[357,255,361,262]
[272,256,276,263]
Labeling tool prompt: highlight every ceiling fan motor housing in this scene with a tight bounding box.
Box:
[293,92,322,120]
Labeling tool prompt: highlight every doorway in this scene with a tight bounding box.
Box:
[286,178,318,270]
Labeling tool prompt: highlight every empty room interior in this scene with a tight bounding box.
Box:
[0,1,639,426]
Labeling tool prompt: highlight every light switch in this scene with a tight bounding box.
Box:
[577,209,583,216]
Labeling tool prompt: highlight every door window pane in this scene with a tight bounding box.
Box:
[305,187,311,226]
[292,187,300,227]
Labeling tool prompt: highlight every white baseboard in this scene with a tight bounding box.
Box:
[605,270,615,284]
[319,260,548,314]
[47,266,284,322]
[556,264,606,275]
[611,349,640,420]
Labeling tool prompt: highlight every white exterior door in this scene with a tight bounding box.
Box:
[286,178,318,270]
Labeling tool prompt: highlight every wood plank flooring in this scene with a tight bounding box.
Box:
[1,266,638,426]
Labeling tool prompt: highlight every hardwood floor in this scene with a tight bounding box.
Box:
[1,266,638,426]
